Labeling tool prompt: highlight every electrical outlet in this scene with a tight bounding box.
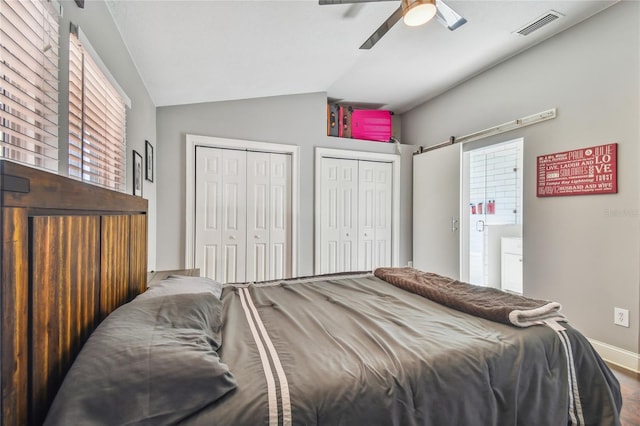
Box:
[614,307,629,327]
[408,260,413,267]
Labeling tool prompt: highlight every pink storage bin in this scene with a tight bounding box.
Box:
[350,109,392,142]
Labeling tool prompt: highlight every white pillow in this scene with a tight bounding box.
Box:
[138,275,223,300]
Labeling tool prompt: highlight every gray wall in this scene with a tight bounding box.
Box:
[402,2,639,353]
[156,92,413,276]
[58,0,157,268]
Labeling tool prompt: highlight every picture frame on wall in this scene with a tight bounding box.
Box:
[133,150,143,197]
[145,140,154,182]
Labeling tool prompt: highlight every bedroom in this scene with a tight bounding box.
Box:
[149,0,638,373]
[0,0,638,424]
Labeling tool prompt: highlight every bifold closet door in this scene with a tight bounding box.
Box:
[318,158,392,274]
[358,161,392,271]
[319,158,359,274]
[195,146,291,283]
[246,151,292,282]
[195,147,247,283]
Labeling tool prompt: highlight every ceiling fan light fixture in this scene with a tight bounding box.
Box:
[402,0,437,27]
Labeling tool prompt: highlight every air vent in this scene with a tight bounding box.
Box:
[513,10,564,36]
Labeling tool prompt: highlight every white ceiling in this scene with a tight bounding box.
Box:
[105,0,618,113]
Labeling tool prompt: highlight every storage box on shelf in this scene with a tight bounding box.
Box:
[327,102,394,143]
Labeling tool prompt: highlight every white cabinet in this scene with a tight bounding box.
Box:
[501,237,522,294]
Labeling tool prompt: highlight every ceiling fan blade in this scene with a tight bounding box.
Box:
[359,6,402,50]
[319,0,396,5]
[434,0,467,31]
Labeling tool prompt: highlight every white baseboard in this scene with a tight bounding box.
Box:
[589,338,640,373]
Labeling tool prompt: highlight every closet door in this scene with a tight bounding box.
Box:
[196,146,291,283]
[246,152,291,282]
[195,147,247,283]
[195,146,222,281]
[268,153,292,280]
[222,150,248,283]
[246,152,270,281]
[358,161,392,271]
[319,158,358,274]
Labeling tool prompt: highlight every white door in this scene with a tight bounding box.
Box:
[358,161,392,271]
[246,151,291,281]
[195,147,247,283]
[246,152,270,281]
[413,144,461,279]
[221,150,247,283]
[319,158,392,274]
[268,153,292,280]
[195,146,223,281]
[319,158,358,274]
[195,147,291,283]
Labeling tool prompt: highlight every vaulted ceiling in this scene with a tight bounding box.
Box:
[106,0,618,113]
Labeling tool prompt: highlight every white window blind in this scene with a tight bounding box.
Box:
[0,0,60,172]
[69,30,126,192]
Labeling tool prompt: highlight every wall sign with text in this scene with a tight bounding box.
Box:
[537,143,617,197]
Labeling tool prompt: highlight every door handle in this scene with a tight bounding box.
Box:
[476,220,485,232]
[451,216,459,232]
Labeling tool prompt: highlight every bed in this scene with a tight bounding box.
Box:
[1,160,621,425]
[46,270,622,425]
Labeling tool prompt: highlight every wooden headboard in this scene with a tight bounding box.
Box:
[0,160,148,425]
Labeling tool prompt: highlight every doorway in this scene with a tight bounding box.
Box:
[461,138,523,291]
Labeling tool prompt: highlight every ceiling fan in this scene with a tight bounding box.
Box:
[320,0,467,49]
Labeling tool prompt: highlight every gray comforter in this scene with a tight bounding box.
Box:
[46,272,622,426]
[187,273,621,425]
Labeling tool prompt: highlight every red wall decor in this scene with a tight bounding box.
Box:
[537,143,617,197]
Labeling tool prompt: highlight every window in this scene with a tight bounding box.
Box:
[68,29,127,192]
[0,0,60,172]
